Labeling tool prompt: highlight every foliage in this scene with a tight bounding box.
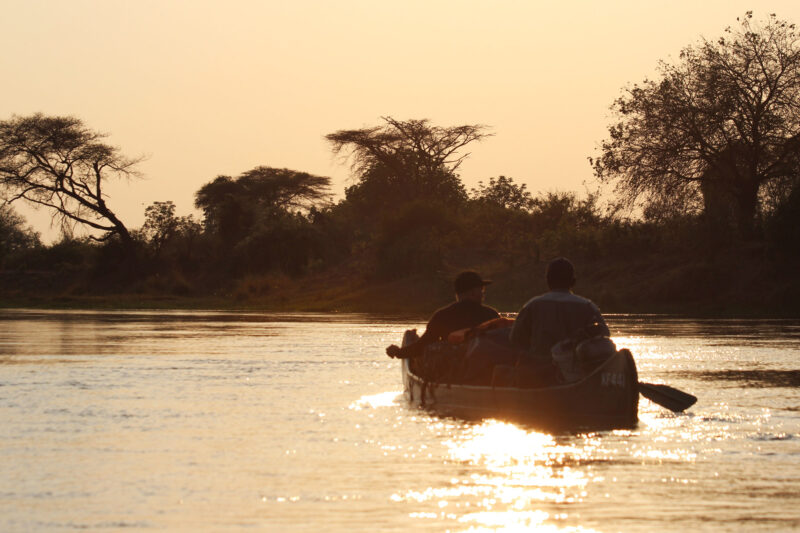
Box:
[325,117,490,276]
[141,201,180,250]
[195,166,330,244]
[327,117,491,217]
[0,204,40,266]
[592,13,800,235]
[138,200,203,272]
[231,211,324,275]
[373,201,456,279]
[526,192,604,259]
[326,116,491,180]
[343,160,467,219]
[0,113,140,246]
[194,166,331,275]
[529,191,602,234]
[471,176,534,211]
[16,236,97,273]
[457,199,536,254]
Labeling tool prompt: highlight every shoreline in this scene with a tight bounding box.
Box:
[2,291,797,319]
[2,248,799,319]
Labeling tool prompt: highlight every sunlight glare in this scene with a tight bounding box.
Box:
[395,420,605,531]
[349,391,402,410]
[457,509,601,532]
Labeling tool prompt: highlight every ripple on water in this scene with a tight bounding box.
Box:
[750,432,795,441]
[0,311,798,531]
[690,369,800,388]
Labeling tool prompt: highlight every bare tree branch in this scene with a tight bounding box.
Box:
[592,14,800,233]
[0,113,142,246]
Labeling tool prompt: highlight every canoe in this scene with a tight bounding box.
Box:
[400,333,639,430]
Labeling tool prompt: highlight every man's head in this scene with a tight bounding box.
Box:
[454,271,492,302]
[546,257,576,290]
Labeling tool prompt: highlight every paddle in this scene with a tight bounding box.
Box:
[638,382,697,412]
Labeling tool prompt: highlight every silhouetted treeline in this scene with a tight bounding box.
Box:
[1,158,798,313]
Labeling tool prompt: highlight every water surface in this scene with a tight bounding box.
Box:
[1,310,798,531]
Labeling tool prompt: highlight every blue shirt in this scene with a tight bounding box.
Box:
[510,290,609,360]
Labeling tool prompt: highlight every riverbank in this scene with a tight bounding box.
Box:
[2,246,798,317]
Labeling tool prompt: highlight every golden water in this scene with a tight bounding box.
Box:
[1,310,798,531]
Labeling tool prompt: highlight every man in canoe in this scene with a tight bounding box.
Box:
[510,257,609,362]
[386,271,500,359]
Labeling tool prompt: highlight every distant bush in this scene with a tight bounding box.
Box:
[373,201,456,279]
[232,213,324,276]
[0,205,41,268]
[16,237,96,272]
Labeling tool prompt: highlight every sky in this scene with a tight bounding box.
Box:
[3,0,800,241]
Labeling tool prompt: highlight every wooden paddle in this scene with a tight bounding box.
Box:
[638,382,697,412]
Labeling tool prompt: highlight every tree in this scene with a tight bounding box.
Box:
[141,201,180,252]
[194,166,331,274]
[326,117,491,213]
[0,114,141,246]
[592,13,800,235]
[343,160,467,216]
[195,166,330,244]
[327,117,490,179]
[0,204,40,265]
[471,176,534,211]
[235,166,331,212]
[529,191,603,234]
[140,201,201,260]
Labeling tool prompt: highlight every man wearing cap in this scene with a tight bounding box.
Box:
[510,257,609,362]
[386,271,500,359]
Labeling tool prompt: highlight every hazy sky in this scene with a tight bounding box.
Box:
[3,0,800,240]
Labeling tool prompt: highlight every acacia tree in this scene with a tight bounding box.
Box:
[194,167,331,274]
[195,166,331,243]
[326,117,491,212]
[0,114,140,247]
[327,117,490,176]
[592,13,800,234]
[325,117,490,277]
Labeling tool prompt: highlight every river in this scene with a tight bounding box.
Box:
[0,309,798,532]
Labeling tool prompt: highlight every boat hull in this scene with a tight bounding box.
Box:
[402,348,639,430]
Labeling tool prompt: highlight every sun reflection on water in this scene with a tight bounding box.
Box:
[392,419,607,531]
[348,391,402,410]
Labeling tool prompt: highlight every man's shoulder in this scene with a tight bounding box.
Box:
[465,300,500,317]
[432,300,460,315]
[433,300,499,318]
[428,300,464,322]
[525,290,597,307]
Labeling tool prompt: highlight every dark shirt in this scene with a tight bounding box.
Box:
[510,290,609,361]
[399,299,500,358]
